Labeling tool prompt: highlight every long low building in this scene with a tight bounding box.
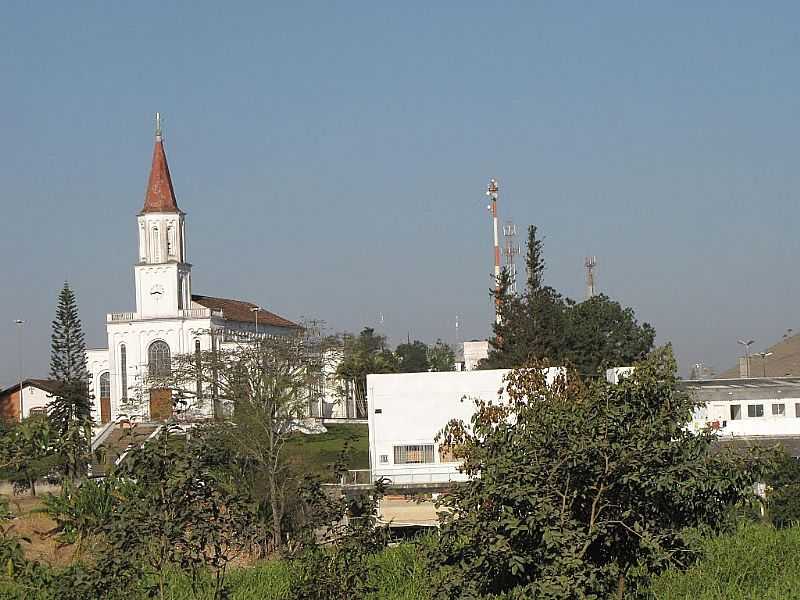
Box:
[684,377,800,446]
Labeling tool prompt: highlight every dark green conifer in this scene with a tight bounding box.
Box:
[49,282,92,479]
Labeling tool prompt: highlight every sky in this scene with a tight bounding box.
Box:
[1,2,799,387]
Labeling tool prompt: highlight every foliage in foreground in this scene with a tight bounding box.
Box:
[431,347,770,599]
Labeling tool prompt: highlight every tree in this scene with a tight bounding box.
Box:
[395,340,430,373]
[87,426,254,600]
[335,328,398,417]
[563,294,656,377]
[484,226,567,369]
[0,416,59,496]
[48,282,92,481]
[154,325,330,553]
[432,347,767,598]
[291,477,389,600]
[428,339,456,372]
[484,225,655,376]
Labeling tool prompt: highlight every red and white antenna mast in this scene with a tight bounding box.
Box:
[486,178,502,324]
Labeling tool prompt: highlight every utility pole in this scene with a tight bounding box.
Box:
[14,320,25,421]
[737,339,755,378]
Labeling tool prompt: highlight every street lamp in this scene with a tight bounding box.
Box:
[14,320,25,420]
[753,351,774,377]
[737,339,755,378]
[250,306,261,337]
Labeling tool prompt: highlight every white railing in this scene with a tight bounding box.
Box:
[341,468,466,487]
[179,308,212,319]
[106,309,224,323]
[108,312,137,322]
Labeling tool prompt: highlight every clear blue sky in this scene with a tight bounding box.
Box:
[2,2,799,386]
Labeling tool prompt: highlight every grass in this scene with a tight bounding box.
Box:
[284,423,369,482]
[650,522,800,599]
[4,523,800,598]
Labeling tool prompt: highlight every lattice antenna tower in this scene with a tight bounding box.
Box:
[503,221,521,294]
[585,256,597,300]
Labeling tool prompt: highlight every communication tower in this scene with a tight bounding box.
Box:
[585,256,597,299]
[503,221,521,294]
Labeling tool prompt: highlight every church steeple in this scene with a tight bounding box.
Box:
[141,112,180,214]
[134,114,192,316]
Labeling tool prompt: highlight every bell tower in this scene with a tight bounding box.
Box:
[134,114,192,317]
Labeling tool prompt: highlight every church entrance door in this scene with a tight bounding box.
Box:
[149,388,172,421]
[100,397,111,424]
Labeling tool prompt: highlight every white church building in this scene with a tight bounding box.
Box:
[86,120,298,425]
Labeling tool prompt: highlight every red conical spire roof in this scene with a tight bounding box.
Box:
[141,113,180,214]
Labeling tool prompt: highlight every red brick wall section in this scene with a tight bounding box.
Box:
[0,390,20,423]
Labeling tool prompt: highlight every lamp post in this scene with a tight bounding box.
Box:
[737,339,755,378]
[753,351,773,377]
[14,320,25,421]
[250,306,261,337]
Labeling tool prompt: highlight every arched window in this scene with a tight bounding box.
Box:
[120,344,127,400]
[148,341,171,377]
[99,372,110,398]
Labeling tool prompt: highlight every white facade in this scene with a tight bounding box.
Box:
[463,340,489,371]
[85,127,295,424]
[19,384,52,418]
[367,368,562,484]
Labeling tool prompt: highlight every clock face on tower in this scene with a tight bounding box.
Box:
[150,284,164,300]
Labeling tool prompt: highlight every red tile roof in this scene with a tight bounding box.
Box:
[0,378,61,397]
[191,294,298,329]
[141,133,180,214]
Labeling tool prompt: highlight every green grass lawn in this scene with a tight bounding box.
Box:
[284,423,369,482]
[6,523,800,599]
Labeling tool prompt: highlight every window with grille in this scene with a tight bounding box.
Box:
[28,407,47,417]
[393,444,434,464]
[99,372,110,398]
[747,404,764,418]
[148,341,171,377]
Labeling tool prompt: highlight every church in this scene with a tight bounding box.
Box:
[86,118,298,425]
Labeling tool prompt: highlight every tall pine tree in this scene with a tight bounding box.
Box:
[484,226,567,368]
[49,282,92,479]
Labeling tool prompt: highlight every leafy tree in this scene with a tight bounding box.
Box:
[155,326,329,554]
[485,226,567,369]
[88,426,254,600]
[0,416,59,496]
[563,294,656,377]
[336,328,398,417]
[428,339,456,372]
[396,340,430,373]
[764,449,800,528]
[484,225,655,376]
[432,347,767,599]
[48,282,92,480]
[291,477,389,600]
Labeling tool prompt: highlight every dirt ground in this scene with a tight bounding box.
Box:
[3,494,77,566]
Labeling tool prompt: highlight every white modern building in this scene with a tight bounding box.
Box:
[84,121,298,425]
[684,377,800,442]
[366,368,562,485]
